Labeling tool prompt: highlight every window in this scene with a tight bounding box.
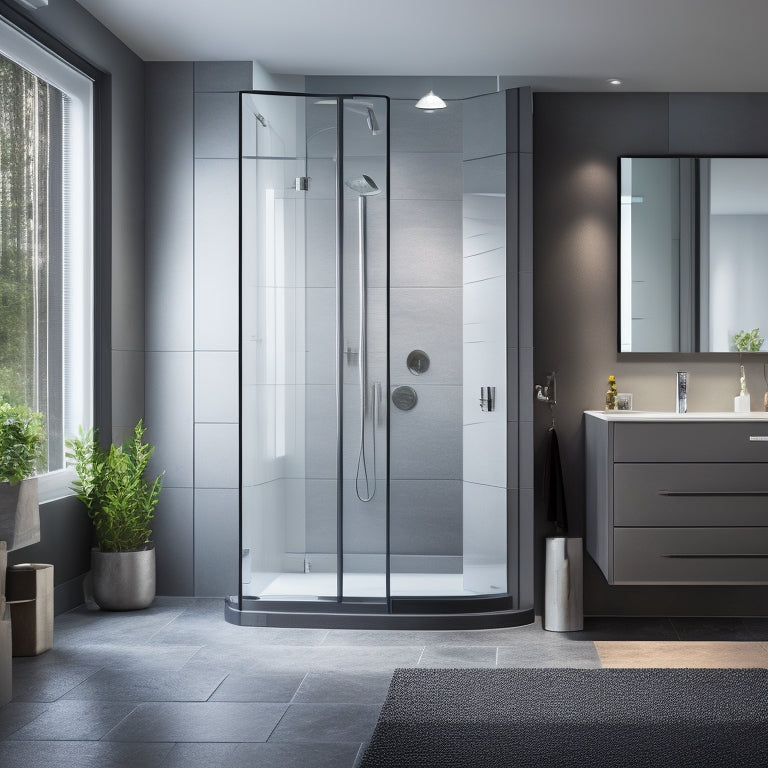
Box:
[0,17,93,500]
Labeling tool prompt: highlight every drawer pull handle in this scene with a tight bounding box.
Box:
[749,436,768,441]
[658,490,768,496]
[662,553,768,559]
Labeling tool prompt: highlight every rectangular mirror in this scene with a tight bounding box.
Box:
[619,156,768,353]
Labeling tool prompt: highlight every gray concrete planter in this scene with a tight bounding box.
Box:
[91,547,155,611]
[0,478,40,552]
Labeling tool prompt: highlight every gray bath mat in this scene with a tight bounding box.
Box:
[358,667,768,767]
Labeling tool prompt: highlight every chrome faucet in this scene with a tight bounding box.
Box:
[676,371,687,414]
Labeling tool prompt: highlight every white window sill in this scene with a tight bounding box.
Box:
[37,467,77,505]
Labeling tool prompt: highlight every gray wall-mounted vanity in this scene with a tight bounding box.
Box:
[586,411,768,586]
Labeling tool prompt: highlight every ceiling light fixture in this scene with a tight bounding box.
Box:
[415,90,447,111]
[607,78,623,86]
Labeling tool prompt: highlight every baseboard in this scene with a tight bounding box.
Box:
[53,573,86,615]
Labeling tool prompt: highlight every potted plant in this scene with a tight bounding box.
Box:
[0,398,44,551]
[67,420,163,611]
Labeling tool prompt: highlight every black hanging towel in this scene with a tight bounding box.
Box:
[543,427,568,533]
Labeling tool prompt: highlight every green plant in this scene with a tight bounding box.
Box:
[0,398,44,484]
[733,328,765,352]
[67,420,163,552]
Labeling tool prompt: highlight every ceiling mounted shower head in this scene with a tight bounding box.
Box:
[345,174,380,196]
[365,107,380,135]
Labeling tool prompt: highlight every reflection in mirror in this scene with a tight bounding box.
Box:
[619,157,768,353]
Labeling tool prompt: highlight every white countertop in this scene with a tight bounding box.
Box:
[585,410,768,421]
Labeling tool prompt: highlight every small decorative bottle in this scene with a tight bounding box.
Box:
[605,375,617,411]
[734,364,751,413]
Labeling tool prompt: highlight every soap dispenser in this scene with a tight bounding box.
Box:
[734,364,751,413]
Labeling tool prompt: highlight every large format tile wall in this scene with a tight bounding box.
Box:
[146,62,251,596]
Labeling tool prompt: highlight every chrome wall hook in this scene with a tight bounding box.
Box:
[535,372,557,405]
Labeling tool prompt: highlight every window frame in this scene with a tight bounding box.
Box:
[0,2,111,503]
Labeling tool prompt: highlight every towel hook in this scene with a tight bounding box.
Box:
[535,372,558,431]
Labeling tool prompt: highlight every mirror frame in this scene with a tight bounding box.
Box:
[617,155,768,359]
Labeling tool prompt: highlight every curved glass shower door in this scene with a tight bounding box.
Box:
[240,91,389,605]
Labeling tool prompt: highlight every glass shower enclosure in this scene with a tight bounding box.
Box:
[231,90,529,628]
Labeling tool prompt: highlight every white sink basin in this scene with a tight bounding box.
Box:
[585,410,768,421]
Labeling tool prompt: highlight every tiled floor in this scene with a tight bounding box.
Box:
[1,599,767,767]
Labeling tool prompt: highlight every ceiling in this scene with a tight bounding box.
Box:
[73,0,768,92]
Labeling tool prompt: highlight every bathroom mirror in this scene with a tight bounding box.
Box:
[619,156,768,354]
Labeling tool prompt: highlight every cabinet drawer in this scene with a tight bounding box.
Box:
[614,463,768,526]
[614,422,768,463]
[614,528,768,584]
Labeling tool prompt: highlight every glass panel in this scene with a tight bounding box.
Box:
[340,96,389,601]
[387,100,508,599]
[241,93,338,600]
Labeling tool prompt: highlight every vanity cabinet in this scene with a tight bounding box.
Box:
[585,412,768,585]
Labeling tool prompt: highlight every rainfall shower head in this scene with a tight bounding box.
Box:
[345,174,380,196]
[365,107,380,135]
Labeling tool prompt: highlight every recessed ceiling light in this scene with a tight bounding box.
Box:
[607,78,623,86]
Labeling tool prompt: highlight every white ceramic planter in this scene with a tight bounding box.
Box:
[91,547,156,611]
[0,478,40,552]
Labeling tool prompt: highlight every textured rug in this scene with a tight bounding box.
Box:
[358,667,768,767]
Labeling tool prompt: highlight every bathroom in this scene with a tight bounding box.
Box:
[6,10,768,624]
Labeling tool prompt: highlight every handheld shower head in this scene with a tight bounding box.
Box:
[345,174,380,196]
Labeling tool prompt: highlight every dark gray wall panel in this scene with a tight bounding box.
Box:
[670,94,768,155]
[533,91,768,616]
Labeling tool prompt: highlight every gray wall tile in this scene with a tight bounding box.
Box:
[305,479,338,554]
[390,98,463,153]
[390,479,462,556]
[111,350,144,432]
[390,288,462,385]
[194,92,239,158]
[390,385,462,480]
[195,489,239,596]
[464,154,506,195]
[145,63,194,353]
[195,351,239,423]
[304,385,337,479]
[194,61,252,93]
[390,199,462,287]
[463,91,506,160]
[153,487,194,596]
[194,423,239,489]
[305,288,336,385]
[145,352,194,488]
[194,159,239,351]
[390,152,462,200]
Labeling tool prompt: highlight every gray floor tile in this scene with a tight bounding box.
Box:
[7,700,138,741]
[244,645,423,673]
[0,703,48,739]
[61,667,227,701]
[0,740,174,768]
[417,645,498,667]
[63,643,202,671]
[161,742,241,767]
[268,703,382,744]
[11,660,104,702]
[293,672,392,703]
[209,672,307,702]
[497,640,602,668]
[238,742,362,767]
[104,701,287,742]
